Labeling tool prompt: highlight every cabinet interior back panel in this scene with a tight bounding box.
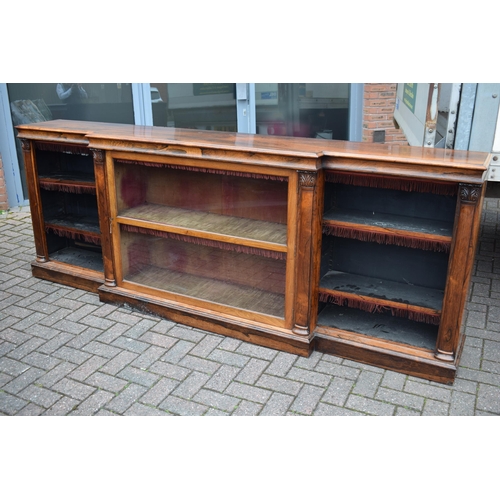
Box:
[323,236,449,291]
[115,161,288,225]
[35,148,94,181]
[324,183,457,224]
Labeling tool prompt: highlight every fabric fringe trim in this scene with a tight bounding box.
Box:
[39,180,96,195]
[121,224,286,260]
[35,142,89,156]
[322,223,451,253]
[45,225,101,245]
[325,171,457,196]
[116,159,288,182]
[319,292,388,313]
[318,291,441,325]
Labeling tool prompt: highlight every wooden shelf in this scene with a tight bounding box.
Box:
[45,216,101,243]
[39,175,96,194]
[319,270,442,323]
[126,265,285,319]
[118,203,287,253]
[320,270,444,310]
[39,172,95,183]
[323,208,452,251]
[324,208,453,237]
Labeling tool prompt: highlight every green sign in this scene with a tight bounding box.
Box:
[403,83,417,113]
[193,84,235,96]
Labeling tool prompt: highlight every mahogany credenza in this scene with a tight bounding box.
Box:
[16,120,490,383]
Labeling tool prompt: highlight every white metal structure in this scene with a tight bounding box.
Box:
[394,83,500,181]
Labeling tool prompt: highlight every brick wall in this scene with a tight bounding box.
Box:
[362,83,408,145]
[0,155,9,211]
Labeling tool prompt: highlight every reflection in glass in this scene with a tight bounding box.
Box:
[115,159,288,318]
[150,83,237,132]
[7,83,134,199]
[255,83,349,140]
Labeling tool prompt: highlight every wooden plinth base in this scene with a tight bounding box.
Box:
[31,260,104,293]
[314,327,463,384]
[28,263,461,383]
[98,285,313,357]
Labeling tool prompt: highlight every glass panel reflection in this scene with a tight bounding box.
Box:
[7,83,134,198]
[114,159,288,247]
[8,83,133,124]
[120,229,286,318]
[255,83,349,139]
[150,83,237,131]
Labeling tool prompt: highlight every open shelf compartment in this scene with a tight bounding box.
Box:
[319,270,443,324]
[316,304,439,351]
[317,174,456,350]
[35,142,95,185]
[40,189,101,243]
[317,236,448,333]
[323,177,457,252]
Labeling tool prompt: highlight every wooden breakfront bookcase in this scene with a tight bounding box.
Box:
[16,120,490,383]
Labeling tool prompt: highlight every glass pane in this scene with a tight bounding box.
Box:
[115,159,288,319]
[7,83,134,199]
[120,229,286,318]
[150,83,237,131]
[114,160,288,246]
[255,83,349,139]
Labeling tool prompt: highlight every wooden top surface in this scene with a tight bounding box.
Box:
[16,119,490,171]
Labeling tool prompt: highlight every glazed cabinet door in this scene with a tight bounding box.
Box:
[105,153,300,329]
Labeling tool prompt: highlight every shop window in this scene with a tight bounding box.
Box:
[150,83,237,132]
[255,83,349,139]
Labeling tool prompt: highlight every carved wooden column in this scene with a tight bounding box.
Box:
[436,183,484,361]
[92,149,116,287]
[293,171,319,337]
[21,138,48,263]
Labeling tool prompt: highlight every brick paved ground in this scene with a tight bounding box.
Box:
[1,201,500,416]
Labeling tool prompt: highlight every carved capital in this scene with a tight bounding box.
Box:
[459,184,481,205]
[91,149,105,164]
[20,139,31,152]
[299,172,316,188]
